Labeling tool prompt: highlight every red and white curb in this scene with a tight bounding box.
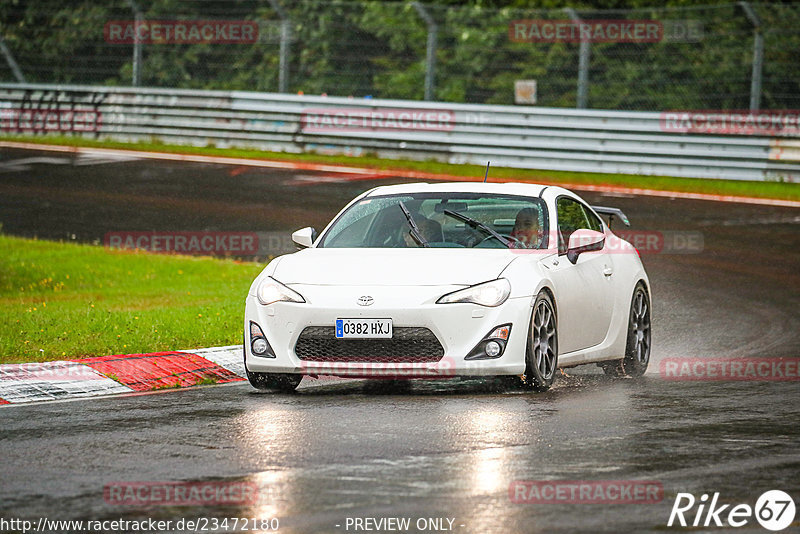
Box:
[2,141,798,208]
[0,345,246,405]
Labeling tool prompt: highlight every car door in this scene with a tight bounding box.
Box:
[545,196,616,354]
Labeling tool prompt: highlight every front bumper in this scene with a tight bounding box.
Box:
[243,284,531,378]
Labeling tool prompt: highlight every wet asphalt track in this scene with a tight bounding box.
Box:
[1,148,799,533]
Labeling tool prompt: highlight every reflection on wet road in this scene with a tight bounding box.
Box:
[2,377,798,533]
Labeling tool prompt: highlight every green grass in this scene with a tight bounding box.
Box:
[3,134,798,201]
[0,234,263,364]
[195,376,219,386]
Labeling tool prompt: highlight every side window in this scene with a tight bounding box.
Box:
[584,207,603,233]
[556,197,602,253]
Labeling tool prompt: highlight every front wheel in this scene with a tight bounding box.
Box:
[243,337,302,392]
[523,291,558,392]
[246,371,302,392]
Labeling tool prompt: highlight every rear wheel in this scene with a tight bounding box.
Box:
[523,291,558,392]
[602,283,651,377]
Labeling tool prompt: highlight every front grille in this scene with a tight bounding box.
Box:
[294,326,444,363]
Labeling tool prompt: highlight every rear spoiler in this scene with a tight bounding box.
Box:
[591,206,630,227]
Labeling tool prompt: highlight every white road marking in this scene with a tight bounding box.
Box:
[74,153,139,166]
[0,361,131,404]
[1,141,798,208]
[284,174,351,185]
[0,152,139,172]
[0,156,71,172]
[186,345,247,378]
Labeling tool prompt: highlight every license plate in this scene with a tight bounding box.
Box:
[335,318,393,339]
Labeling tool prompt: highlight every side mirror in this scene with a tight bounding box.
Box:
[566,229,605,264]
[291,227,317,249]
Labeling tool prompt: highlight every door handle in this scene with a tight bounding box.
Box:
[603,266,613,277]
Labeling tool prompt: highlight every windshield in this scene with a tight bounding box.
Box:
[318,192,549,249]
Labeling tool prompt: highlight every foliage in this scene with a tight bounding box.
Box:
[0,234,263,363]
[0,1,798,110]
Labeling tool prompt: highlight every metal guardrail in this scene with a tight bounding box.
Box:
[1,83,798,182]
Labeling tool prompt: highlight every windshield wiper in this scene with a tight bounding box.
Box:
[442,209,512,248]
[398,202,429,247]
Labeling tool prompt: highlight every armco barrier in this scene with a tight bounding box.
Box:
[1,83,799,182]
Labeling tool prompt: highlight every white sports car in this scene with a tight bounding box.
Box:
[243,182,651,392]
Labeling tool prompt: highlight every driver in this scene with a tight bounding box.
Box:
[402,217,443,247]
[510,208,541,249]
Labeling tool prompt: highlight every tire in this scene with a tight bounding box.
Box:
[523,291,558,392]
[363,379,412,394]
[243,341,302,392]
[246,370,302,392]
[495,375,524,389]
[603,282,651,377]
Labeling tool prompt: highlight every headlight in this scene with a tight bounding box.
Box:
[437,279,511,307]
[256,276,306,305]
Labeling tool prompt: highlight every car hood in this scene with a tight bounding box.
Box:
[272,248,518,286]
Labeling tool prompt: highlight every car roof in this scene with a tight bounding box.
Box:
[365,181,557,198]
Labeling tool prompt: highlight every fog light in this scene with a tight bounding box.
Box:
[465,324,512,360]
[252,338,269,355]
[485,340,501,357]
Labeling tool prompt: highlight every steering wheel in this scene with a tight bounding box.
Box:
[475,233,524,248]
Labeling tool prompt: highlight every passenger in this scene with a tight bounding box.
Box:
[510,208,541,248]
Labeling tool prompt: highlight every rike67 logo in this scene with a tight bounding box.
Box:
[668,490,796,531]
